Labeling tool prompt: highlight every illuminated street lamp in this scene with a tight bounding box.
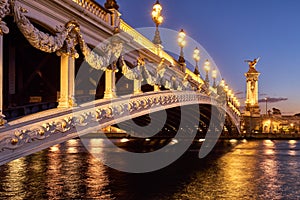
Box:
[152,0,164,45]
[224,84,229,93]
[227,89,232,103]
[178,29,186,64]
[223,84,229,103]
[204,59,210,85]
[212,69,217,88]
[220,79,225,87]
[236,100,240,107]
[193,47,201,76]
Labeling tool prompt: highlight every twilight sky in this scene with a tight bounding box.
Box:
[98,0,300,115]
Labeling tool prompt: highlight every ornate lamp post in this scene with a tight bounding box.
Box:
[193,47,200,76]
[212,69,217,88]
[152,0,164,45]
[220,79,225,87]
[204,59,210,86]
[178,29,186,65]
[224,84,229,93]
[227,89,232,104]
[217,78,225,96]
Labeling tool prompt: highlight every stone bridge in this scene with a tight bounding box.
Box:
[0,0,241,165]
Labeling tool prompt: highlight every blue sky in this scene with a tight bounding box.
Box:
[98,0,300,115]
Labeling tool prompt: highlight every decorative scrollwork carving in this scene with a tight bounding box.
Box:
[56,20,81,58]
[13,1,78,53]
[78,33,113,71]
[0,113,6,126]
[120,56,142,80]
[10,0,124,71]
[0,0,10,35]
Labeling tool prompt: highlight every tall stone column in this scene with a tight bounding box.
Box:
[58,53,76,108]
[104,69,117,99]
[134,79,142,95]
[133,64,142,95]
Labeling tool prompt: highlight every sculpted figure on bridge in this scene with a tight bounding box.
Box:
[154,58,167,86]
[120,56,143,80]
[78,34,123,71]
[245,57,260,69]
[13,2,80,53]
[120,57,170,89]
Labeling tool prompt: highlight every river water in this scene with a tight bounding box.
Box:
[1,139,300,199]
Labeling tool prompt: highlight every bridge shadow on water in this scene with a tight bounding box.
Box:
[100,140,238,200]
[76,103,239,199]
[0,136,239,200]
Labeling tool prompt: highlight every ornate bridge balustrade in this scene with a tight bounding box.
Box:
[0,90,239,165]
[71,0,111,24]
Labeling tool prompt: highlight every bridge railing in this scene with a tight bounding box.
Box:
[120,20,163,58]
[72,0,111,24]
[119,20,203,84]
[0,90,240,165]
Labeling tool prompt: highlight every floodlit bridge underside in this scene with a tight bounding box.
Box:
[0,91,239,165]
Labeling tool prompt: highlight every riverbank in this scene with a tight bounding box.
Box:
[85,132,300,140]
[221,133,300,140]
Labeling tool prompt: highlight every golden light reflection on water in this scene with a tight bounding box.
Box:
[47,144,63,198]
[49,144,60,152]
[259,140,282,199]
[87,138,107,158]
[288,150,296,156]
[263,140,275,155]
[46,139,112,199]
[5,157,27,199]
[263,139,274,147]
[66,139,79,153]
[171,141,260,199]
[86,155,112,198]
[289,140,297,149]
[64,141,82,198]
[218,142,259,199]
[2,139,300,199]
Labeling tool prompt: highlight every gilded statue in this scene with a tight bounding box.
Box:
[245,57,260,69]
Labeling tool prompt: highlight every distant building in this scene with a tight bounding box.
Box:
[261,110,300,133]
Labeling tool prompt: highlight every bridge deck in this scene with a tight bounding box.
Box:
[0,91,239,165]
